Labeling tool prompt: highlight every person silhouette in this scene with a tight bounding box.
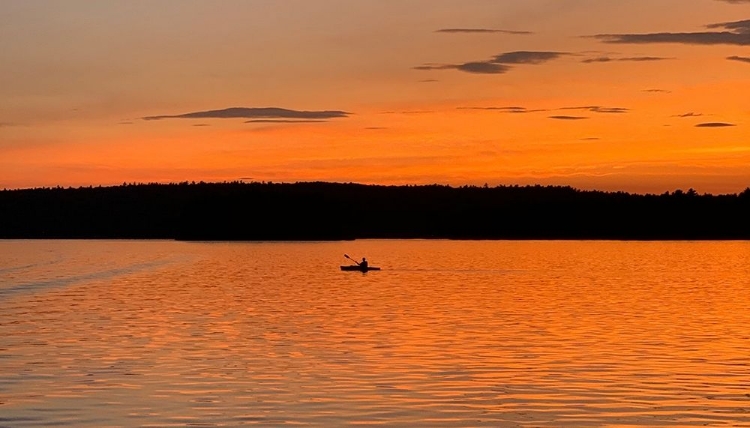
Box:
[360,257,368,269]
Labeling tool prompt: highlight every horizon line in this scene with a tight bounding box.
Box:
[2,179,749,197]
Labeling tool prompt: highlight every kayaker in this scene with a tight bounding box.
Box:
[361,257,368,269]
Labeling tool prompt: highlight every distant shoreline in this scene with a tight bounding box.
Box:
[2,181,749,240]
[4,236,749,243]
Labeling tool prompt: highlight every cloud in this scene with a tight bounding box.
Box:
[458,106,548,113]
[456,61,511,74]
[582,56,615,63]
[414,61,511,75]
[591,19,750,45]
[436,28,532,35]
[728,55,750,63]
[675,112,703,117]
[718,0,750,3]
[590,107,629,114]
[244,119,328,124]
[143,107,350,121]
[381,110,434,115]
[696,122,736,127]
[643,89,672,93]
[549,115,589,120]
[562,106,630,114]
[623,56,672,61]
[458,105,627,114]
[413,63,457,71]
[582,56,671,63]
[493,51,567,64]
[415,51,566,75]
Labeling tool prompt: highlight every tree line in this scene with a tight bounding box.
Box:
[1,181,749,240]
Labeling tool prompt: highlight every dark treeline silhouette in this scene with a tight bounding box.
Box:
[1,181,749,240]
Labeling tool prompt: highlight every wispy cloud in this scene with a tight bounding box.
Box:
[493,51,566,64]
[581,56,615,63]
[549,115,589,120]
[562,106,630,114]
[413,63,460,71]
[415,51,567,75]
[591,19,750,45]
[675,112,703,118]
[582,56,671,63]
[696,122,736,127]
[643,89,672,93]
[244,119,328,124]
[436,28,532,35]
[415,62,509,74]
[380,110,435,115]
[143,107,350,121]
[456,62,511,74]
[728,55,750,63]
[458,106,548,113]
[458,105,628,114]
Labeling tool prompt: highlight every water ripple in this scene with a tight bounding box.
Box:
[1,240,749,426]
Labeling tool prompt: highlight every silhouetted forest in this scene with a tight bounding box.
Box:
[1,181,749,240]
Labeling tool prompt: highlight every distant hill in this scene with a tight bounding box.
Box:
[1,181,749,240]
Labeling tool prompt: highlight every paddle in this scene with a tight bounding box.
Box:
[344,254,361,266]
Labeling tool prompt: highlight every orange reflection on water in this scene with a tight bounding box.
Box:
[1,240,749,426]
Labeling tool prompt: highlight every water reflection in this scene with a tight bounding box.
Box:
[1,240,749,426]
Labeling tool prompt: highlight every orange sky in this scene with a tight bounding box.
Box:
[1,0,749,194]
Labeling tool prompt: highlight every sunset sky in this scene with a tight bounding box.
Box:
[2,0,749,194]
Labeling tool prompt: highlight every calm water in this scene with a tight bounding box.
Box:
[1,240,750,427]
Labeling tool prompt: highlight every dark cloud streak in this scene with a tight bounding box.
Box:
[728,55,750,63]
[415,51,567,75]
[582,56,671,63]
[456,62,511,74]
[562,106,629,114]
[493,51,567,64]
[459,105,628,114]
[244,119,328,124]
[592,19,750,45]
[413,63,456,71]
[549,115,589,120]
[458,106,548,113]
[144,107,350,121]
[696,122,736,127]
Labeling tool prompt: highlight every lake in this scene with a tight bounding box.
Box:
[1,239,750,427]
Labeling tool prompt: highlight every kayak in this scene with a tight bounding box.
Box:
[340,265,381,272]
